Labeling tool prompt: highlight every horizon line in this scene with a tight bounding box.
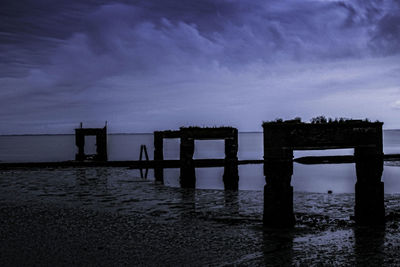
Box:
[0,131,263,136]
[1,129,400,137]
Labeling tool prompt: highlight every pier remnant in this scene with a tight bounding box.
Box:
[75,124,107,161]
[139,145,149,179]
[263,119,384,227]
[154,130,181,183]
[180,127,239,190]
[153,127,239,189]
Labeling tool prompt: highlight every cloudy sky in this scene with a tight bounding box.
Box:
[1,0,399,134]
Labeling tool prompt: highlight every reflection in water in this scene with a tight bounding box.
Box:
[354,226,385,266]
[74,168,109,202]
[2,166,400,264]
[75,168,108,188]
[139,167,149,179]
[179,188,196,215]
[224,190,239,215]
[177,189,241,217]
[177,163,239,191]
[263,229,293,266]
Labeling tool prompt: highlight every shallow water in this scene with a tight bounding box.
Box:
[2,166,399,222]
[2,167,400,265]
[1,131,400,194]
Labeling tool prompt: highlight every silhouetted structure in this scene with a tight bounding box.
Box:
[154,130,180,183]
[139,145,149,179]
[154,127,239,189]
[75,124,107,161]
[180,127,239,190]
[263,119,384,227]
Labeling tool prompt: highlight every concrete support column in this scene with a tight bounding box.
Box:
[74,127,107,162]
[355,147,385,225]
[223,136,239,190]
[96,129,108,161]
[75,132,85,161]
[180,137,195,188]
[154,131,164,183]
[263,149,295,228]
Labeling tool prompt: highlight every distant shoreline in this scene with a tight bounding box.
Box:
[1,129,400,137]
[0,131,265,137]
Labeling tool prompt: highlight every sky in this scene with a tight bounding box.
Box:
[0,0,400,134]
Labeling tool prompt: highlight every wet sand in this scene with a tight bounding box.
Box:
[1,167,400,266]
[0,200,264,266]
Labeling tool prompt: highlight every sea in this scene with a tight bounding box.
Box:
[1,131,400,194]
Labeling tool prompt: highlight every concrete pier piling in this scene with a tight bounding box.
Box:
[180,134,196,188]
[75,124,107,161]
[263,148,295,227]
[223,135,239,190]
[354,147,385,225]
[153,131,165,183]
[154,127,239,190]
[179,127,239,190]
[153,130,181,184]
[263,118,384,227]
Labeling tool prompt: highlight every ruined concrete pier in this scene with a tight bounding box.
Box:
[154,127,239,190]
[263,119,384,227]
[154,130,181,183]
[75,124,107,161]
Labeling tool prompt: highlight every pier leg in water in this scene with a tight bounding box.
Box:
[180,137,195,188]
[180,189,196,216]
[95,129,108,161]
[355,147,385,225]
[223,163,239,190]
[154,132,164,184]
[223,137,239,190]
[263,149,295,228]
[75,133,85,161]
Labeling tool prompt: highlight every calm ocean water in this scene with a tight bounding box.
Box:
[1,131,400,193]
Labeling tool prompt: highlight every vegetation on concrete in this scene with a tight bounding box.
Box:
[263,116,380,126]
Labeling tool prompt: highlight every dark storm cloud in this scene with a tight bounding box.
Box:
[2,0,398,72]
[369,2,400,54]
[1,0,400,133]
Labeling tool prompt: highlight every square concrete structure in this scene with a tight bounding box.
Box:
[154,127,239,190]
[263,119,384,227]
[75,126,107,161]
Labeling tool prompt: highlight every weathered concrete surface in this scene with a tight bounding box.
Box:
[263,119,384,227]
[263,149,295,227]
[179,127,239,189]
[180,136,196,188]
[223,136,239,190]
[153,130,181,183]
[75,126,107,161]
[263,120,383,151]
[155,127,239,190]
